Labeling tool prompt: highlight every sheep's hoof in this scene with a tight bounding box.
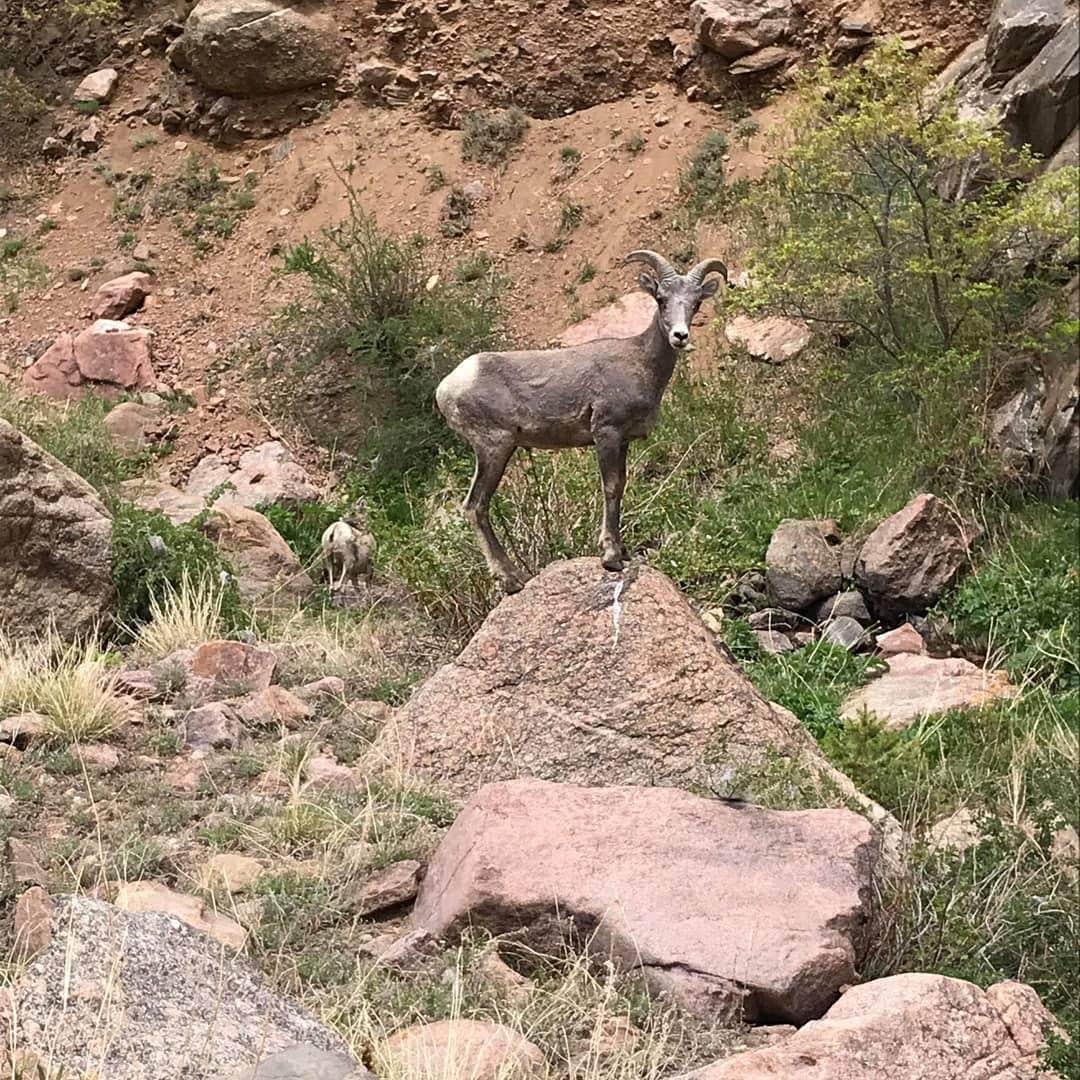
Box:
[601,551,627,572]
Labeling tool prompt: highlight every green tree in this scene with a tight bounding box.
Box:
[731,40,1078,441]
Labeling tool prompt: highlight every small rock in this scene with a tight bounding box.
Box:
[807,590,871,625]
[753,628,795,654]
[7,838,48,887]
[351,860,422,917]
[236,685,313,728]
[113,880,247,950]
[13,886,54,961]
[202,853,263,894]
[377,1019,548,1080]
[184,701,241,751]
[91,270,153,319]
[104,401,162,451]
[222,1044,367,1080]
[73,67,118,103]
[725,314,810,363]
[928,807,982,853]
[74,743,121,772]
[821,616,871,652]
[478,948,534,1008]
[875,623,926,656]
[0,713,48,748]
[292,676,346,703]
[77,116,105,151]
[304,754,358,793]
[191,641,277,694]
[766,519,842,610]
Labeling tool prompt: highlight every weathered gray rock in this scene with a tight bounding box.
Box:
[807,590,871,625]
[11,896,348,1079]
[747,607,805,632]
[855,494,973,616]
[413,779,878,1024]
[0,420,113,639]
[766,519,842,611]
[986,0,1066,76]
[220,1043,370,1080]
[184,701,241,751]
[691,0,792,59]
[350,860,423,917]
[105,401,163,451]
[1001,16,1079,156]
[378,559,862,801]
[754,628,795,654]
[822,615,871,652]
[729,45,798,76]
[168,0,347,96]
[674,974,1060,1079]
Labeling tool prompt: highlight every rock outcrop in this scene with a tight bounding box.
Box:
[675,974,1061,1079]
[168,0,347,96]
[0,420,113,639]
[23,321,156,400]
[412,779,879,1024]
[379,559,867,801]
[855,494,973,616]
[10,896,350,1080]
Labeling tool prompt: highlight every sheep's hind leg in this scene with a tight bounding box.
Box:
[463,440,527,594]
[595,430,629,571]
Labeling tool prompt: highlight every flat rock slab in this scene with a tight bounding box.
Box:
[842,652,1015,730]
[185,441,319,509]
[412,778,878,1024]
[676,974,1059,1079]
[379,559,855,799]
[10,897,348,1080]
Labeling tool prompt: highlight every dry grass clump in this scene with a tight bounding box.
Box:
[130,569,227,660]
[0,630,138,745]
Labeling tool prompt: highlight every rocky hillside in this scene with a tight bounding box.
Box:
[0,0,1078,1077]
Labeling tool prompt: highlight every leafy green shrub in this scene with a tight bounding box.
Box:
[439,187,473,237]
[729,40,1079,491]
[154,155,257,254]
[0,233,47,312]
[279,187,503,485]
[730,629,883,739]
[679,132,732,218]
[109,500,246,637]
[461,106,529,165]
[942,501,1080,686]
[261,501,343,568]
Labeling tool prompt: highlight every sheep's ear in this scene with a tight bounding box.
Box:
[638,272,659,297]
[700,277,721,298]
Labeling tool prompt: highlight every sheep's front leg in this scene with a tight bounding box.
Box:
[595,431,629,571]
[463,440,527,594]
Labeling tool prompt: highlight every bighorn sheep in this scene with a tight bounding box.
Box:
[436,251,727,593]
[321,517,376,592]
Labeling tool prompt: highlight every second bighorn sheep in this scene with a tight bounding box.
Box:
[321,518,376,593]
[436,251,728,593]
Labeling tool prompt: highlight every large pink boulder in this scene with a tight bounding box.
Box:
[676,974,1061,1079]
[557,292,657,347]
[91,271,153,320]
[412,779,878,1023]
[378,559,865,801]
[23,321,155,400]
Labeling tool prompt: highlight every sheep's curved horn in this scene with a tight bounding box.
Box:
[623,250,679,282]
[686,258,729,285]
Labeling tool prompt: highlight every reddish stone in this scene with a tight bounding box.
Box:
[73,320,155,389]
[91,271,153,320]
